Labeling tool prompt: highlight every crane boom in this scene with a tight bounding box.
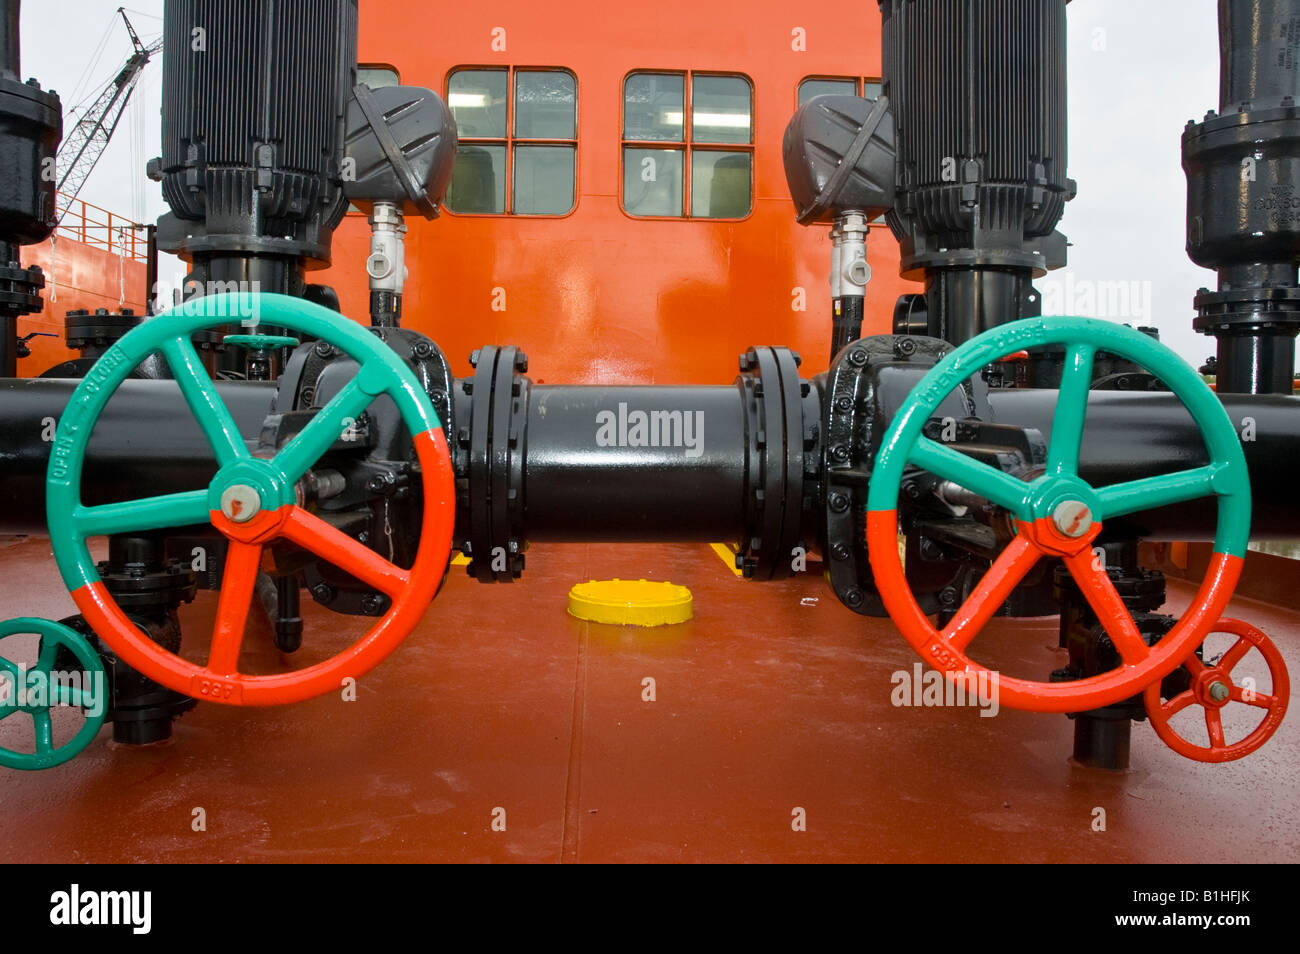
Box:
[55,8,160,207]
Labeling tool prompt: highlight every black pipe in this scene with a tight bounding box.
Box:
[988,388,1300,540]
[1219,0,1300,111]
[831,297,864,360]
[144,224,158,316]
[1,0,23,374]
[0,378,277,533]
[1185,0,1300,394]
[3,377,1300,544]
[521,385,749,542]
[0,0,19,78]
[0,239,15,378]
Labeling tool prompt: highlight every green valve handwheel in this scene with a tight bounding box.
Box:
[0,617,107,770]
[866,315,1251,714]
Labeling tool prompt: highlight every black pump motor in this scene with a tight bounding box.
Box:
[150,0,359,287]
[879,0,1075,346]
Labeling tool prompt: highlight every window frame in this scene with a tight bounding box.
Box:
[795,75,883,109]
[443,64,580,218]
[357,63,402,89]
[619,69,755,222]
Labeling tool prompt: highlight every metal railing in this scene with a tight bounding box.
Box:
[53,193,148,264]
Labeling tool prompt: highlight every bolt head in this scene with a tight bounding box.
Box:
[220,484,262,523]
[1208,681,1231,703]
[1051,499,1093,538]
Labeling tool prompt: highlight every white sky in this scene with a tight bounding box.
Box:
[26,0,1222,366]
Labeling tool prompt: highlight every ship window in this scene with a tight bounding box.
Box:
[621,71,752,219]
[358,65,400,89]
[798,77,856,105]
[797,75,883,107]
[623,73,685,142]
[446,67,577,216]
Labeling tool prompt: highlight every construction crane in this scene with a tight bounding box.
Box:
[56,7,161,206]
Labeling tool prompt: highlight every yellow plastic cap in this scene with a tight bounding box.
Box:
[566,578,693,626]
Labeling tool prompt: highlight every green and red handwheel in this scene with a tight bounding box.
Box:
[44,292,456,707]
[867,316,1287,755]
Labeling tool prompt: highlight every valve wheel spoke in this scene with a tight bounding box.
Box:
[1160,691,1198,718]
[73,489,212,539]
[1218,635,1253,673]
[54,685,86,709]
[35,637,58,676]
[910,436,1032,519]
[159,335,250,467]
[1094,465,1218,522]
[31,709,53,755]
[1047,344,1095,476]
[279,506,410,599]
[206,540,262,674]
[1062,549,1150,664]
[941,536,1041,651]
[1205,708,1227,748]
[273,375,376,483]
[1228,684,1276,709]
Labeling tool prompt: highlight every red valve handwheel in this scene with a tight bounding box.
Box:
[45,293,456,706]
[1144,618,1289,762]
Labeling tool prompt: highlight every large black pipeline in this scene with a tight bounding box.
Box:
[521,385,748,542]
[0,378,277,533]
[3,377,1300,543]
[989,389,1300,540]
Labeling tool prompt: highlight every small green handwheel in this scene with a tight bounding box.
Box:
[222,334,302,350]
[0,617,108,770]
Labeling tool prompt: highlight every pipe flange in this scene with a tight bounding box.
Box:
[464,345,528,581]
[736,346,804,580]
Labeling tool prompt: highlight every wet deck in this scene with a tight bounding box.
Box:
[0,535,1296,863]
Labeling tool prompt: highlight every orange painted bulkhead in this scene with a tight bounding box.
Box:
[16,194,149,376]
[318,2,917,385]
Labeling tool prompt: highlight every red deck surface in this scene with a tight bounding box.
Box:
[0,534,1296,863]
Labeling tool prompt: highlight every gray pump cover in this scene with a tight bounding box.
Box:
[344,84,458,219]
[782,94,896,225]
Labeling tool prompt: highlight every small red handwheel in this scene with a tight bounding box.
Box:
[1144,618,1290,762]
